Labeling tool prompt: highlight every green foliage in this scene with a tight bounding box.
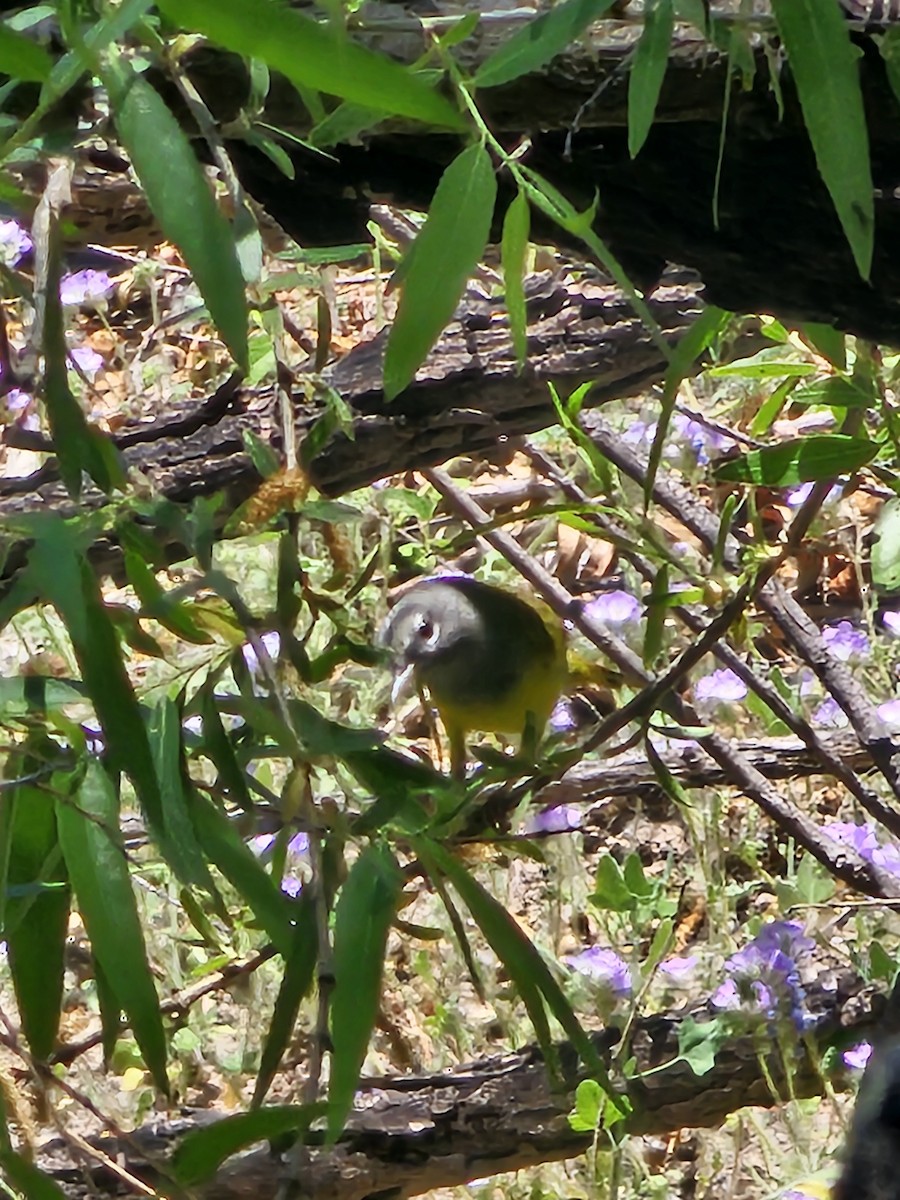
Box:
[475,0,620,88]
[328,843,402,1138]
[771,0,874,279]
[713,435,878,486]
[383,143,497,399]
[628,0,674,159]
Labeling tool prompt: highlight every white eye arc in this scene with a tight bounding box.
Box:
[415,614,440,646]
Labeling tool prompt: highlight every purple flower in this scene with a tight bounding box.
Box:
[584,590,642,625]
[883,611,900,637]
[59,269,113,307]
[548,698,578,734]
[0,219,32,266]
[811,696,848,728]
[878,698,900,728]
[824,821,900,878]
[711,920,814,1030]
[669,413,734,465]
[623,419,655,445]
[694,667,748,703]
[5,388,32,414]
[843,1041,873,1071]
[242,631,282,674]
[564,946,632,998]
[659,954,698,981]
[524,804,582,834]
[69,345,105,376]
[249,829,308,896]
[785,481,843,507]
[822,620,870,662]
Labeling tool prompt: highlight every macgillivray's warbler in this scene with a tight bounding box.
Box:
[378,575,568,777]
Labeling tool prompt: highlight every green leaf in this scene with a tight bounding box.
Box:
[789,375,873,408]
[172,1104,326,1186]
[26,517,166,839]
[40,219,124,498]
[147,698,222,901]
[2,746,70,1059]
[384,143,497,400]
[103,58,248,371]
[707,356,818,380]
[643,562,668,668]
[501,190,530,371]
[799,322,846,370]
[421,838,622,1107]
[872,497,900,594]
[568,1078,602,1133]
[198,688,254,814]
[253,892,318,1106]
[713,435,877,486]
[628,0,674,158]
[678,1015,727,1076]
[770,0,873,279]
[0,676,86,713]
[123,549,213,644]
[645,304,730,504]
[0,1146,69,1200]
[56,760,168,1093]
[475,0,620,88]
[328,844,401,1139]
[190,791,295,955]
[0,22,52,81]
[157,0,463,131]
[591,854,633,912]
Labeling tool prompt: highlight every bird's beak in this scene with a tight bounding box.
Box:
[391,662,418,706]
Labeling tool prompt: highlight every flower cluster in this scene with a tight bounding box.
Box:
[524,804,582,834]
[711,920,814,1030]
[694,667,748,704]
[824,820,900,878]
[249,830,309,898]
[564,946,632,1003]
[0,219,32,267]
[821,619,870,662]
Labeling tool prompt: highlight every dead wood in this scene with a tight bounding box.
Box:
[0,271,704,583]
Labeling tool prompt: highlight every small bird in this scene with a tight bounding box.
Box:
[378,576,568,778]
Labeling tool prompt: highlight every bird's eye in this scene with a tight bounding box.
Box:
[415,615,438,645]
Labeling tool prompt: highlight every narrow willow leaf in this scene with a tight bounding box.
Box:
[40,215,124,498]
[790,375,872,408]
[94,956,122,1067]
[880,27,900,106]
[124,549,213,644]
[476,0,620,88]
[770,0,873,279]
[157,0,463,131]
[172,1103,326,1186]
[252,892,318,1107]
[421,839,623,1107]
[199,687,254,814]
[328,844,401,1139]
[501,190,530,371]
[0,22,52,81]
[628,0,674,158]
[146,698,221,901]
[190,792,295,955]
[103,58,248,371]
[3,745,70,1060]
[56,760,168,1093]
[872,498,900,594]
[708,358,818,379]
[26,517,166,838]
[642,562,668,669]
[0,676,86,713]
[800,322,846,370]
[384,143,497,400]
[645,304,730,506]
[713,435,877,486]
[0,1147,69,1200]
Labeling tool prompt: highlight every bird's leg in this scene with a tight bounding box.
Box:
[449,726,468,780]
